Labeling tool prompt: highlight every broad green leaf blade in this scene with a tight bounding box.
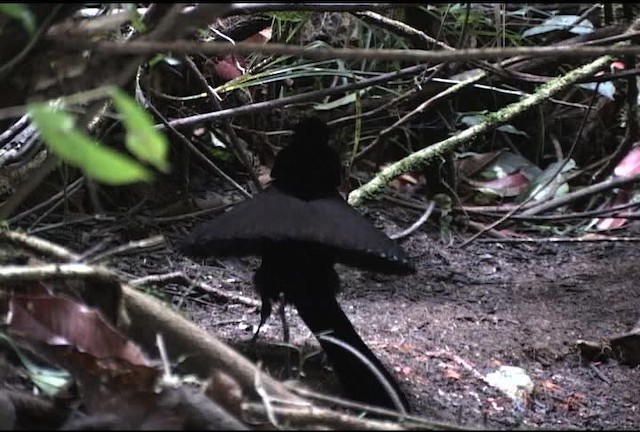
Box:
[0,4,35,34]
[29,104,153,185]
[0,333,71,397]
[314,89,370,111]
[110,89,170,173]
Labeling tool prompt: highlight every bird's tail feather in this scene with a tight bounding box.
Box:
[292,292,410,412]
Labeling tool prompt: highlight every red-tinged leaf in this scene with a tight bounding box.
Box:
[614,145,640,177]
[244,26,272,44]
[610,61,625,71]
[597,216,628,230]
[389,172,424,194]
[59,350,160,393]
[8,294,149,366]
[379,163,424,194]
[213,54,246,81]
[595,185,634,230]
[211,24,270,82]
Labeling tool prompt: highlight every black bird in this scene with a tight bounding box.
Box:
[180,117,415,412]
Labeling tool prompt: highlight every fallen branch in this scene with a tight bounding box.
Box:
[130,270,261,308]
[86,235,167,264]
[242,402,406,430]
[0,230,299,405]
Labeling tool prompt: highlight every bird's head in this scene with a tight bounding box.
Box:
[292,116,330,148]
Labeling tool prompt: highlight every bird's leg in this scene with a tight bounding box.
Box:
[277,292,290,344]
[277,292,294,379]
[252,298,272,342]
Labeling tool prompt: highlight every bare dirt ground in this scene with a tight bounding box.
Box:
[41,200,640,430]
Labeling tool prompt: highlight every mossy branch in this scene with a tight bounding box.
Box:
[347,54,613,206]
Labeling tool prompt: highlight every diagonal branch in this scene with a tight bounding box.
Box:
[347,54,613,206]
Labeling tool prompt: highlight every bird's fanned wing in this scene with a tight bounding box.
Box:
[179,186,414,275]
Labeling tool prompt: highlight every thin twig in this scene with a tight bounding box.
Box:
[0,230,78,261]
[158,64,428,130]
[28,214,116,235]
[152,203,230,223]
[588,363,612,385]
[0,229,301,404]
[253,364,280,428]
[348,54,613,207]
[183,54,262,191]
[0,115,29,145]
[0,5,189,220]
[0,4,64,79]
[156,333,173,382]
[318,334,407,415]
[522,172,640,217]
[460,78,602,247]
[129,271,187,286]
[0,154,61,220]
[130,271,260,308]
[462,201,640,222]
[353,11,452,51]
[227,3,407,15]
[86,235,167,264]
[355,69,485,162]
[286,385,471,430]
[0,263,118,283]
[6,176,85,225]
[51,36,640,64]
[478,236,640,244]
[147,103,252,199]
[389,201,435,240]
[241,402,407,431]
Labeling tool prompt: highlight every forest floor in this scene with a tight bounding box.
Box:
[33,197,640,430]
[96,198,640,430]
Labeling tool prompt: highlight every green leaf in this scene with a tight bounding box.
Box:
[207,132,231,161]
[124,3,147,33]
[0,333,71,397]
[28,104,153,185]
[314,88,370,111]
[0,4,35,35]
[110,89,171,173]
